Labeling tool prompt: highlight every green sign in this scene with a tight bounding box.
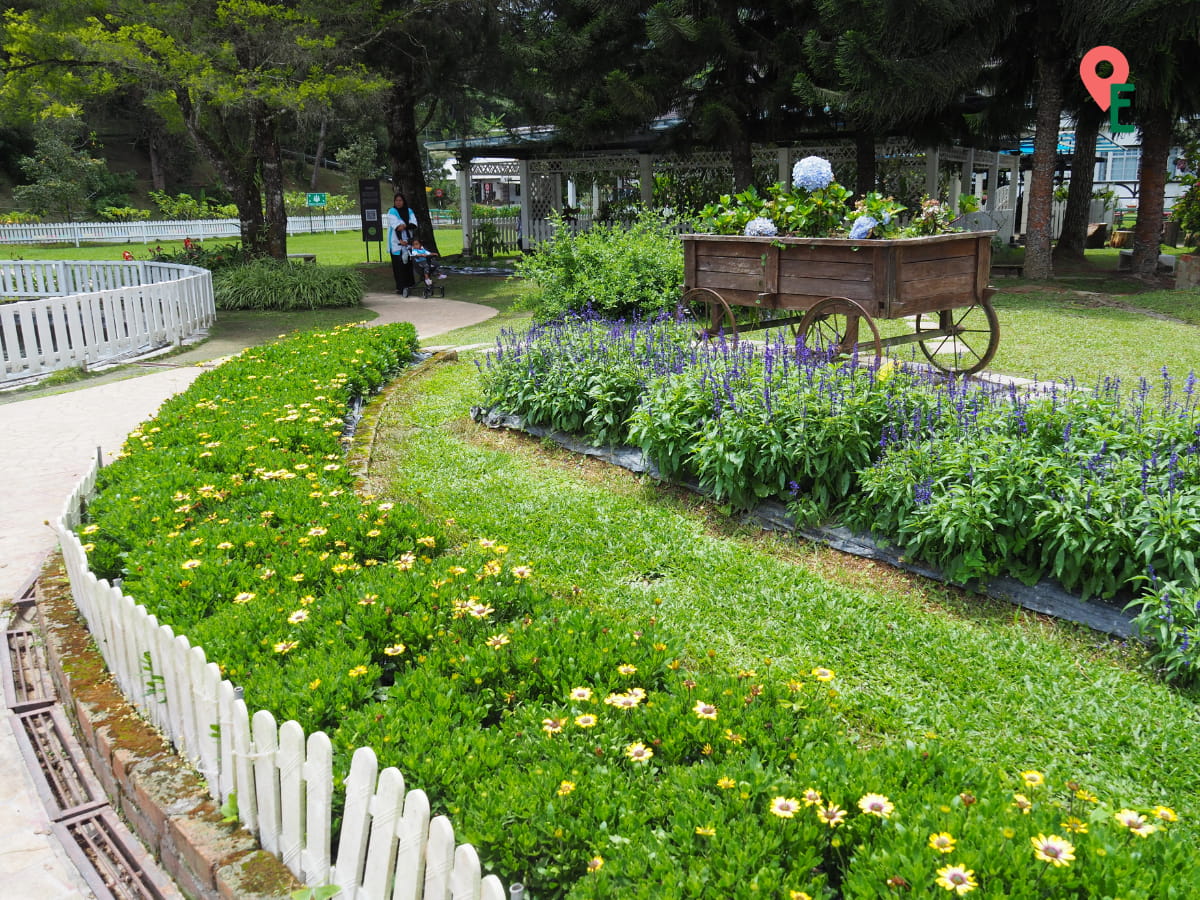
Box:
[306,192,328,207]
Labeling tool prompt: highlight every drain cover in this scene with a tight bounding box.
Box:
[13,705,105,817]
[3,628,58,709]
[55,807,173,900]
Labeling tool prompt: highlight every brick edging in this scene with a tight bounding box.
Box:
[36,558,302,900]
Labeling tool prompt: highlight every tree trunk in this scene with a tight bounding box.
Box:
[148,135,166,192]
[176,91,271,254]
[233,166,268,257]
[385,78,438,254]
[1132,106,1172,279]
[730,130,754,192]
[1053,103,1103,263]
[1025,29,1064,277]
[256,113,288,259]
[310,117,327,192]
[854,132,876,198]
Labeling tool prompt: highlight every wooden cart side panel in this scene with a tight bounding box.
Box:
[713,287,864,310]
[892,235,991,317]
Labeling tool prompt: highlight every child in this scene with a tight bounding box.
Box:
[409,239,445,288]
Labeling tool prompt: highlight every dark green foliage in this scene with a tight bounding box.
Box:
[514,212,684,320]
[213,260,364,311]
[151,241,254,273]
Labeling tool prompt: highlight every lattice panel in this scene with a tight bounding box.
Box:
[469,160,519,178]
[530,156,639,178]
[526,173,557,221]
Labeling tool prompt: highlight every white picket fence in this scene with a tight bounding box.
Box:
[1,260,215,385]
[0,215,363,247]
[55,461,508,900]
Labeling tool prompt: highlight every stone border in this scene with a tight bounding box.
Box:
[38,533,305,900]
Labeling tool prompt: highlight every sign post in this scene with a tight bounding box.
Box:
[305,192,328,234]
[358,180,383,262]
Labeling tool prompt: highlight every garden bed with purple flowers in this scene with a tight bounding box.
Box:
[478,312,1200,684]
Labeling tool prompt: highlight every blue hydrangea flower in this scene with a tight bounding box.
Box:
[849,215,878,240]
[744,216,778,237]
[792,156,835,192]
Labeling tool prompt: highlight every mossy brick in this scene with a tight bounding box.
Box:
[131,761,204,846]
[215,850,303,900]
[119,790,162,854]
[158,834,216,900]
[166,808,260,895]
[69,695,98,751]
[111,744,145,784]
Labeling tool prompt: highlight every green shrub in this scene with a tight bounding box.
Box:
[1170,176,1200,250]
[151,240,254,273]
[213,259,364,310]
[97,206,151,221]
[148,190,238,220]
[515,211,684,320]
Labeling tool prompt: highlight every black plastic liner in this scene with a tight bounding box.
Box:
[471,406,1135,639]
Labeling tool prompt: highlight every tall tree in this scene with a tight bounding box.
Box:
[1052,100,1104,263]
[12,117,107,220]
[798,0,1016,195]
[371,0,512,253]
[1,0,387,257]
[1022,0,1069,279]
[646,2,818,190]
[1123,1,1200,278]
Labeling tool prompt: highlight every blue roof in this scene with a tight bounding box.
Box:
[1018,132,1127,154]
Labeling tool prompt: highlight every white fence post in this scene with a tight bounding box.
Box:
[302,732,333,885]
[394,789,431,900]
[252,709,283,856]
[278,721,307,879]
[53,441,508,900]
[333,746,378,896]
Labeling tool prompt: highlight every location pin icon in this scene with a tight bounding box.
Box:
[1080,46,1129,111]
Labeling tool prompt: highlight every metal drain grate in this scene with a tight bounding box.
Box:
[4,564,181,900]
[55,807,172,900]
[3,628,58,710]
[13,705,105,817]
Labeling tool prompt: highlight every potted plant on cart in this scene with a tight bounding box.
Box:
[687,156,1000,375]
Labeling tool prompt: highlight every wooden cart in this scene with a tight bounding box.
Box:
[682,230,999,375]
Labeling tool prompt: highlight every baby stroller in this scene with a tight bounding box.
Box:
[410,245,446,298]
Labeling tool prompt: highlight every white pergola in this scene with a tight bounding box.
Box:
[429,132,1021,252]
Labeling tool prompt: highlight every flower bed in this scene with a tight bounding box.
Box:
[478,313,1200,683]
[73,323,1196,898]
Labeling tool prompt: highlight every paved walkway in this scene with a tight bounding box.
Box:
[0,291,496,898]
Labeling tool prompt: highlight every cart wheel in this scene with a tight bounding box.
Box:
[681,288,738,343]
[797,296,882,362]
[915,298,1000,376]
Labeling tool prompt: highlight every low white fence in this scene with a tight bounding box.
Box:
[0,215,363,247]
[55,463,507,900]
[1,260,214,385]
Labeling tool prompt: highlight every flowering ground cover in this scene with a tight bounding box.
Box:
[478,312,1200,682]
[74,323,1199,897]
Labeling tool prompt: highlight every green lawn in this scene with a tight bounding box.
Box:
[1,225,475,266]
[373,357,1200,843]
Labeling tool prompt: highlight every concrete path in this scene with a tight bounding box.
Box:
[0,290,496,898]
